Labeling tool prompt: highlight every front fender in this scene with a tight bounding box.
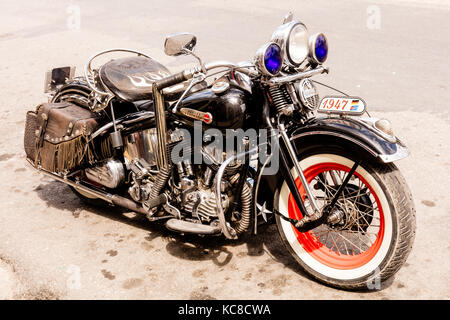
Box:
[253,115,409,230]
[289,116,409,163]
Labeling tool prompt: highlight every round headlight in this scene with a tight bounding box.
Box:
[309,33,328,64]
[255,42,283,76]
[271,21,309,67]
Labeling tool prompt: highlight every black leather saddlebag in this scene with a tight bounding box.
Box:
[24,102,107,172]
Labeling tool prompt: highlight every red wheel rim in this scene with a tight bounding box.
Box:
[288,162,385,269]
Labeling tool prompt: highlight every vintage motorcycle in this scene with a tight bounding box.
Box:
[24,13,415,290]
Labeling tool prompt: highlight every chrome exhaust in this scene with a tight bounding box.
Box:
[30,161,153,215]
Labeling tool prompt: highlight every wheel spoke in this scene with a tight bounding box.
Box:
[288,163,385,266]
[335,232,365,253]
[311,169,382,255]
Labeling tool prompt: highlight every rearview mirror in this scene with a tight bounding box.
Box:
[164,32,197,56]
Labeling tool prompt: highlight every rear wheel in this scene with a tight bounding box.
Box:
[70,185,107,206]
[51,79,91,108]
[69,173,109,207]
[275,146,416,290]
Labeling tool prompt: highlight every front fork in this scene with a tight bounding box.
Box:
[278,123,321,215]
[275,124,319,227]
[275,122,361,232]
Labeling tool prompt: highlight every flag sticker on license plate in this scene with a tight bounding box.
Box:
[318,97,366,115]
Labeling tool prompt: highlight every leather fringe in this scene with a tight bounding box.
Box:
[40,136,94,172]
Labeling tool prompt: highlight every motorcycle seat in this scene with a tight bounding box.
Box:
[99,56,206,102]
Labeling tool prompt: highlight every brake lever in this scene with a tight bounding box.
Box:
[171,72,206,114]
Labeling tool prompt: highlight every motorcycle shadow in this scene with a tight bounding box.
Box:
[35,181,310,280]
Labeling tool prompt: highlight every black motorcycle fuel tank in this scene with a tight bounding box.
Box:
[174,87,249,130]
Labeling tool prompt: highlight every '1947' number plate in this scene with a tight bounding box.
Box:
[318,97,366,115]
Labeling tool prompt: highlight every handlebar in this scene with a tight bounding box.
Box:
[154,60,259,90]
[154,61,328,91]
[154,70,189,90]
[269,66,329,84]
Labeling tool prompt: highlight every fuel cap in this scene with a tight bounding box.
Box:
[212,80,230,94]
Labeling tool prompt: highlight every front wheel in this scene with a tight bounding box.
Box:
[274,146,416,290]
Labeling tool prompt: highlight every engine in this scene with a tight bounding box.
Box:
[121,128,245,220]
[85,126,251,233]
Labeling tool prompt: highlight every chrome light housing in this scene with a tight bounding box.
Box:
[309,33,328,64]
[271,21,309,67]
[255,42,283,76]
[297,79,319,110]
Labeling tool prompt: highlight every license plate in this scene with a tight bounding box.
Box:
[317,96,366,115]
[44,66,75,93]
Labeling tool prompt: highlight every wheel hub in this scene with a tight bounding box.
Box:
[324,184,374,232]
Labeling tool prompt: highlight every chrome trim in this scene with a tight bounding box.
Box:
[28,160,150,214]
[26,159,111,203]
[351,117,397,144]
[182,48,207,74]
[297,78,319,110]
[215,146,258,239]
[254,42,283,76]
[204,60,259,77]
[163,32,197,56]
[163,202,181,219]
[171,72,206,113]
[271,20,309,67]
[268,66,328,84]
[378,142,409,163]
[308,33,328,64]
[211,80,230,94]
[152,86,169,170]
[51,88,90,107]
[40,168,114,203]
[89,111,154,142]
[282,12,294,24]
[279,123,320,214]
[165,219,221,235]
[123,128,158,167]
[85,159,125,189]
[162,60,258,83]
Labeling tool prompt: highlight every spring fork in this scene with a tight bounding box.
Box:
[278,123,321,215]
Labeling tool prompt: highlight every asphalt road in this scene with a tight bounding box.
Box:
[0,0,449,299]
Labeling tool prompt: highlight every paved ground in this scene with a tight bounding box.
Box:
[0,0,449,299]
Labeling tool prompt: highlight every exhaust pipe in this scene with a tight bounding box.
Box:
[32,162,165,215]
